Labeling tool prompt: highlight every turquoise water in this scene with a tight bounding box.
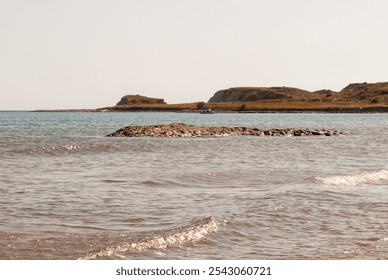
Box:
[0,112,387,259]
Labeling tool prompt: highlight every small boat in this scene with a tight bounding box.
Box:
[200,108,215,114]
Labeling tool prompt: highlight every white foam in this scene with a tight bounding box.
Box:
[77,217,219,260]
[315,170,388,187]
[27,143,121,154]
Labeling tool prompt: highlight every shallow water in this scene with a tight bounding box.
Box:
[0,112,387,259]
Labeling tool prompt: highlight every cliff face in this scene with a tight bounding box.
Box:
[208,82,388,104]
[116,94,166,106]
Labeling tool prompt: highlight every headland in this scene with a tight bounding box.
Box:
[35,82,388,113]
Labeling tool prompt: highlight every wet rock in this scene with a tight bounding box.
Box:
[106,123,348,138]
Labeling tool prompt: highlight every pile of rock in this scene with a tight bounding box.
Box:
[106,123,347,138]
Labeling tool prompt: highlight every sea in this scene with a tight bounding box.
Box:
[0,111,387,260]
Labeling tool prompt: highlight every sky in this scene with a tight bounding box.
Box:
[0,0,387,110]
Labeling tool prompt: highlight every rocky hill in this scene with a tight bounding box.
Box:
[208,82,388,104]
[116,94,166,106]
[330,82,388,104]
[209,87,314,102]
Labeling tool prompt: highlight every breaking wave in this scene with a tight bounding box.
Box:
[315,170,388,187]
[77,217,219,260]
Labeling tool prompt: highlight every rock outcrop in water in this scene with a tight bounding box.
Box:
[106,123,347,137]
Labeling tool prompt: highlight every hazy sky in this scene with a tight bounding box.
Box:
[1,0,387,109]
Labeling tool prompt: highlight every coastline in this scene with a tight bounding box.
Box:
[31,82,388,113]
[32,106,388,113]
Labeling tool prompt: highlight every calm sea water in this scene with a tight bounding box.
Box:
[0,111,387,259]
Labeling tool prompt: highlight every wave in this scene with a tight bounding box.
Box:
[77,217,219,260]
[315,170,388,187]
[12,143,122,155]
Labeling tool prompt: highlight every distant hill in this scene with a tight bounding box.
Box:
[91,82,387,113]
[116,94,166,106]
[208,87,314,102]
[208,82,388,104]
